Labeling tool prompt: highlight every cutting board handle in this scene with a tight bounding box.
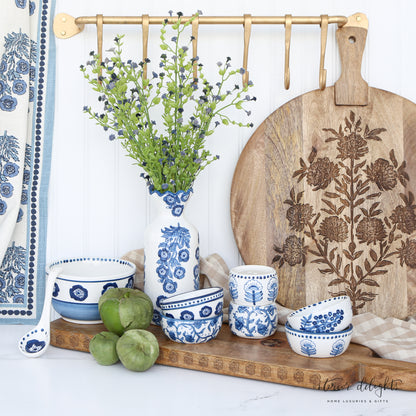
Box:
[335,13,369,106]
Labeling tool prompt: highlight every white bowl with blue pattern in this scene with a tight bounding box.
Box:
[159,287,223,320]
[160,313,223,344]
[287,296,352,333]
[229,265,278,306]
[48,258,135,324]
[229,302,278,339]
[285,322,353,358]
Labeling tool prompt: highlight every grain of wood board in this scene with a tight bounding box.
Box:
[50,318,416,391]
[231,15,416,318]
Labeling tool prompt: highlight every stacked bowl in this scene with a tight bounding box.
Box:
[285,296,353,358]
[158,287,224,344]
[228,265,279,339]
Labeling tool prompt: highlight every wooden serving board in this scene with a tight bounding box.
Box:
[50,318,416,391]
[230,14,416,318]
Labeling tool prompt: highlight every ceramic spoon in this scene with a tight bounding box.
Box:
[18,266,62,358]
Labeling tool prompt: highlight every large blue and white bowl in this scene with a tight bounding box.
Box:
[161,313,223,344]
[287,296,352,333]
[229,265,278,306]
[285,322,353,358]
[159,287,223,320]
[48,258,135,324]
[228,302,278,339]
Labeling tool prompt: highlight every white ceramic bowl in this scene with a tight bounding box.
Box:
[159,287,223,320]
[285,322,353,358]
[229,265,278,306]
[160,313,223,344]
[287,296,352,333]
[48,257,135,324]
[228,302,278,339]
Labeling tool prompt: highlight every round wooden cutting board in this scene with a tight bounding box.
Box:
[230,14,416,318]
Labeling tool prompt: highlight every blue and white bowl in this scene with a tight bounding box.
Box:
[287,296,352,333]
[228,302,278,339]
[229,265,278,306]
[159,287,223,320]
[48,257,135,324]
[285,322,353,358]
[160,313,223,344]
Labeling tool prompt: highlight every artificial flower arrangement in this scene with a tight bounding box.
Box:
[81,11,255,194]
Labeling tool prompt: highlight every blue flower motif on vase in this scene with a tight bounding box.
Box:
[3,161,19,177]
[0,199,7,215]
[330,339,345,356]
[101,282,118,294]
[69,284,88,301]
[163,279,177,294]
[244,280,263,305]
[153,310,162,326]
[199,305,212,318]
[178,249,189,262]
[174,266,186,279]
[52,283,59,297]
[180,310,194,320]
[300,339,317,356]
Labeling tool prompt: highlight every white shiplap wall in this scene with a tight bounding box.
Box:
[48,0,416,271]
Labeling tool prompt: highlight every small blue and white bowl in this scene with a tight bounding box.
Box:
[229,265,278,306]
[160,313,223,344]
[285,322,353,358]
[159,287,223,320]
[287,296,352,333]
[48,258,135,324]
[229,302,278,339]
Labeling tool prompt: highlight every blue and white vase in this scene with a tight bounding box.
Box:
[144,187,200,325]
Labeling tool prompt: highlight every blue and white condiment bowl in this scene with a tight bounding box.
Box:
[48,257,135,324]
[228,302,278,339]
[229,265,278,306]
[160,313,223,344]
[285,322,353,358]
[159,287,224,320]
[287,296,352,333]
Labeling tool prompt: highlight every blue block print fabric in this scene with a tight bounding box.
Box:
[0,0,56,323]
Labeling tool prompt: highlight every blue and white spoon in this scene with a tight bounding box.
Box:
[18,266,62,358]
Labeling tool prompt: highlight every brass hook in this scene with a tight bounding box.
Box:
[142,14,149,82]
[319,14,328,90]
[242,14,252,87]
[284,14,292,90]
[192,14,199,80]
[96,14,103,83]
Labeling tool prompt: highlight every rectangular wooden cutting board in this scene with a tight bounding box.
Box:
[50,318,416,391]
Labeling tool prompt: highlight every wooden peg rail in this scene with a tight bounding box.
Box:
[53,13,355,90]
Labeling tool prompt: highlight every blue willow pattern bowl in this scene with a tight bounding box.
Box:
[160,313,223,344]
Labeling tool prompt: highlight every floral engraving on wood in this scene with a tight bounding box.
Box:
[273,111,415,314]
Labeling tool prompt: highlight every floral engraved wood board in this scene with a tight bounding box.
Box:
[231,86,416,318]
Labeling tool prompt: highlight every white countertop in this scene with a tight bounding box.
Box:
[1,325,414,416]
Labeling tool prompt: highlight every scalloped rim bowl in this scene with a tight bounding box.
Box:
[159,287,224,320]
[285,322,353,358]
[48,257,136,324]
[160,313,223,344]
[287,296,352,333]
